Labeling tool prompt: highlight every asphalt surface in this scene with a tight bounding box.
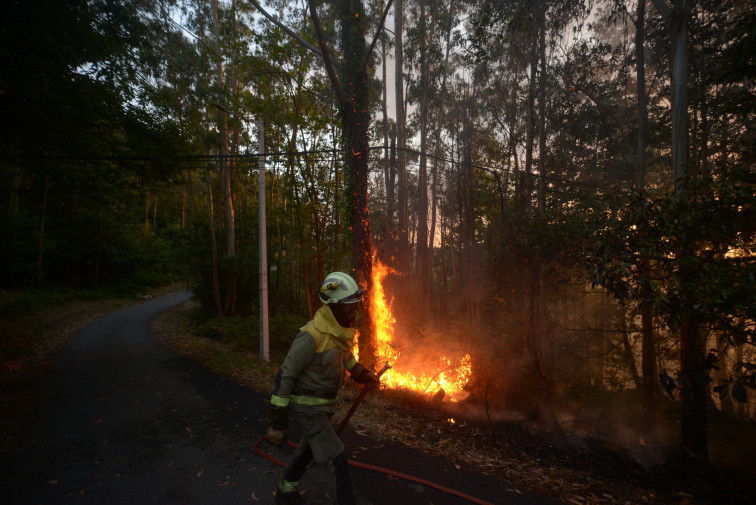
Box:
[1,292,556,505]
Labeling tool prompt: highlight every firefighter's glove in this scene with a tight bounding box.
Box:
[351,363,381,389]
[269,403,288,429]
[266,426,287,447]
[267,403,289,447]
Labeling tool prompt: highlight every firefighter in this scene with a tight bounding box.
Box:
[267,272,380,505]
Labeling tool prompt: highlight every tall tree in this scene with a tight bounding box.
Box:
[634,0,658,440]
[652,0,705,465]
[211,0,237,316]
[395,0,410,276]
[249,0,391,361]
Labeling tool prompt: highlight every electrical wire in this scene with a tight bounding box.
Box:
[252,436,496,505]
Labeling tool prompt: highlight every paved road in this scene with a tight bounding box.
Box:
[1,292,555,505]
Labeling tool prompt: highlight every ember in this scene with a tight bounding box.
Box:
[357,257,472,402]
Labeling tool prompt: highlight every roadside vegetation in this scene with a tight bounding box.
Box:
[153,299,753,505]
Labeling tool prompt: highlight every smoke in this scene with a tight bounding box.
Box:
[373,261,692,471]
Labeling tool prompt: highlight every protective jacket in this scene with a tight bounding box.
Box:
[270,305,360,413]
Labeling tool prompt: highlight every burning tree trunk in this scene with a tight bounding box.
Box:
[339,0,375,363]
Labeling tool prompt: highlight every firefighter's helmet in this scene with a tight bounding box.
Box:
[318,272,364,304]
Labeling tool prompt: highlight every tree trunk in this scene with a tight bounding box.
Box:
[620,310,642,389]
[332,122,341,269]
[286,123,300,310]
[395,0,409,276]
[640,289,657,434]
[341,0,375,365]
[37,177,51,287]
[416,0,430,311]
[10,165,22,215]
[536,0,547,214]
[382,38,394,261]
[387,124,396,260]
[205,171,223,318]
[212,0,236,316]
[527,263,563,437]
[460,103,477,323]
[670,0,692,190]
[636,0,657,437]
[522,25,538,219]
[679,311,708,465]
[664,0,706,464]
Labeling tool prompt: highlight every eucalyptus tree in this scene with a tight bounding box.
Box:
[241,4,339,314]
[553,0,664,436]
[394,0,410,277]
[584,0,756,467]
[403,0,453,310]
[246,0,392,361]
[465,0,596,430]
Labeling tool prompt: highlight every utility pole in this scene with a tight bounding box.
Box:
[258,120,269,361]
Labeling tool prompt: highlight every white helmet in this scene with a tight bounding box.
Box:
[318,272,364,304]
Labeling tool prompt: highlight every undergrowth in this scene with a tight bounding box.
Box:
[153,300,754,505]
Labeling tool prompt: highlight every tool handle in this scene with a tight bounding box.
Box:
[336,362,391,435]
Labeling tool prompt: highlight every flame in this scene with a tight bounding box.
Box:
[361,256,472,402]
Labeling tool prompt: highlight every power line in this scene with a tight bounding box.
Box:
[372,145,611,192]
[3,144,615,193]
[164,14,199,40]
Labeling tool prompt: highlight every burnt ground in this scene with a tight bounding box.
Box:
[1,292,753,505]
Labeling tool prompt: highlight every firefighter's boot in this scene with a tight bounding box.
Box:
[274,488,310,505]
[330,452,357,505]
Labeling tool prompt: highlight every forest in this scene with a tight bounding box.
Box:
[1,0,755,486]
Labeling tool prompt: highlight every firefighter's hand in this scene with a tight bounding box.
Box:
[362,370,380,389]
[266,426,287,447]
[351,362,380,389]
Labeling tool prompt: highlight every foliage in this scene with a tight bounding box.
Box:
[0,0,193,291]
[589,163,756,400]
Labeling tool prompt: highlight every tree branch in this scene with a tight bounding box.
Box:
[361,0,394,75]
[247,0,325,61]
[307,0,346,106]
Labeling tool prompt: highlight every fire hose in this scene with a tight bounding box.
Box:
[253,362,495,505]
